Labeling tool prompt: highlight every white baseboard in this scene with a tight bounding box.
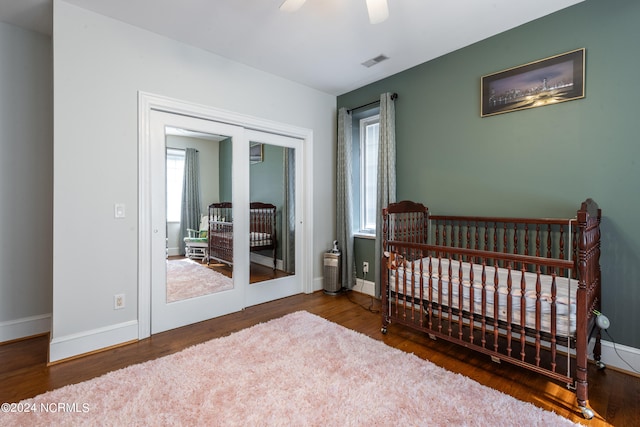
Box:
[352,278,376,296]
[313,276,324,293]
[49,320,138,363]
[0,313,51,343]
[315,277,375,295]
[250,253,283,271]
[590,337,640,375]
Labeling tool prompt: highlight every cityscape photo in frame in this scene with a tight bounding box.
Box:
[481,48,585,117]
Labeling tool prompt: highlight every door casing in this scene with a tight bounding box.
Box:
[138,92,314,339]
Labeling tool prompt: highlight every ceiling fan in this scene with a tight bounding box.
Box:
[280,0,390,24]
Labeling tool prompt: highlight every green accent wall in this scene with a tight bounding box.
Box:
[219,137,232,202]
[250,143,286,260]
[338,0,640,347]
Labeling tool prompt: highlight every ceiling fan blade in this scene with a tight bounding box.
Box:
[366,0,389,24]
[280,0,307,12]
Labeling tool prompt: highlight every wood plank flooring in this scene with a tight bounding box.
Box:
[1,291,638,426]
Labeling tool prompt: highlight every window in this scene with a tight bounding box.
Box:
[166,148,185,222]
[359,114,379,233]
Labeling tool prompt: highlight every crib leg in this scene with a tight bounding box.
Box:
[568,382,594,419]
[381,316,389,334]
[594,328,606,369]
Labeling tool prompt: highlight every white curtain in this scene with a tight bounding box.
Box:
[336,108,355,289]
[179,148,202,255]
[374,93,397,296]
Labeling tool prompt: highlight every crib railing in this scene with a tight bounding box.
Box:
[383,240,575,382]
[428,216,578,278]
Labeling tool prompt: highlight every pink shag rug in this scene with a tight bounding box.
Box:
[5,311,579,426]
[166,258,233,303]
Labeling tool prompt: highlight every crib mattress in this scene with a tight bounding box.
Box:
[391,257,577,337]
[209,231,272,247]
[250,232,273,247]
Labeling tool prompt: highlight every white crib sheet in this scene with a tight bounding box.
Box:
[250,232,273,247]
[391,257,577,337]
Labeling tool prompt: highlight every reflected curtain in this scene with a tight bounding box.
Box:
[337,108,355,289]
[374,93,397,296]
[179,148,202,255]
[283,148,295,273]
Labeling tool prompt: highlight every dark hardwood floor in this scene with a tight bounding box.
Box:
[1,291,638,426]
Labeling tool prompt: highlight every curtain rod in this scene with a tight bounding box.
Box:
[347,92,397,114]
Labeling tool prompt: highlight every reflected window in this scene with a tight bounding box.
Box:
[166,148,185,222]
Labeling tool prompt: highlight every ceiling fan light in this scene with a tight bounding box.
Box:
[366,0,389,24]
[280,0,307,12]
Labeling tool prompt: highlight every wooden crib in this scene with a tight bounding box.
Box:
[208,202,277,270]
[381,199,602,419]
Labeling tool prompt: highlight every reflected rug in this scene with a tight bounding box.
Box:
[6,312,578,426]
[166,258,233,302]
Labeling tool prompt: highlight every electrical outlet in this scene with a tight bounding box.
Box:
[114,294,125,310]
[363,261,369,274]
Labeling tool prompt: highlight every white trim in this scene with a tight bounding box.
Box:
[49,320,138,363]
[359,114,380,232]
[590,337,640,376]
[354,232,376,240]
[138,91,314,340]
[353,278,376,296]
[250,252,284,271]
[0,314,51,343]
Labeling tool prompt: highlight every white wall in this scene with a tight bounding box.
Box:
[51,1,335,360]
[0,23,53,342]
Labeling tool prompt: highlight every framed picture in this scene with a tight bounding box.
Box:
[250,142,263,164]
[481,48,585,117]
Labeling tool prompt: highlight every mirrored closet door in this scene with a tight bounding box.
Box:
[245,129,303,307]
[150,110,247,334]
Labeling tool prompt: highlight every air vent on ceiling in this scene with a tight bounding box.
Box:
[361,54,389,68]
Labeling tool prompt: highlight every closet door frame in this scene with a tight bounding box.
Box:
[137,92,314,339]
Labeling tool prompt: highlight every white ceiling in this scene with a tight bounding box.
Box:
[0,0,584,96]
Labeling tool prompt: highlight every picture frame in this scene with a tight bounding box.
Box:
[250,142,263,164]
[481,48,585,117]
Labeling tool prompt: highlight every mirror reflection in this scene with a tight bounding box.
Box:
[249,142,295,284]
[165,127,233,303]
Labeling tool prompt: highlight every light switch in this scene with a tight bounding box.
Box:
[114,203,126,218]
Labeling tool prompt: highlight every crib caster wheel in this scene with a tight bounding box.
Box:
[381,327,387,334]
[596,360,606,370]
[579,406,594,420]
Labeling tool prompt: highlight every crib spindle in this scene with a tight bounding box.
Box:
[535,269,542,367]
[457,260,464,341]
[437,257,444,334]
[468,261,475,344]
[427,257,434,330]
[506,264,513,358]
[520,268,527,362]
[480,263,487,349]
[550,274,558,373]
[503,223,508,255]
[447,259,453,337]
[493,266,500,353]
